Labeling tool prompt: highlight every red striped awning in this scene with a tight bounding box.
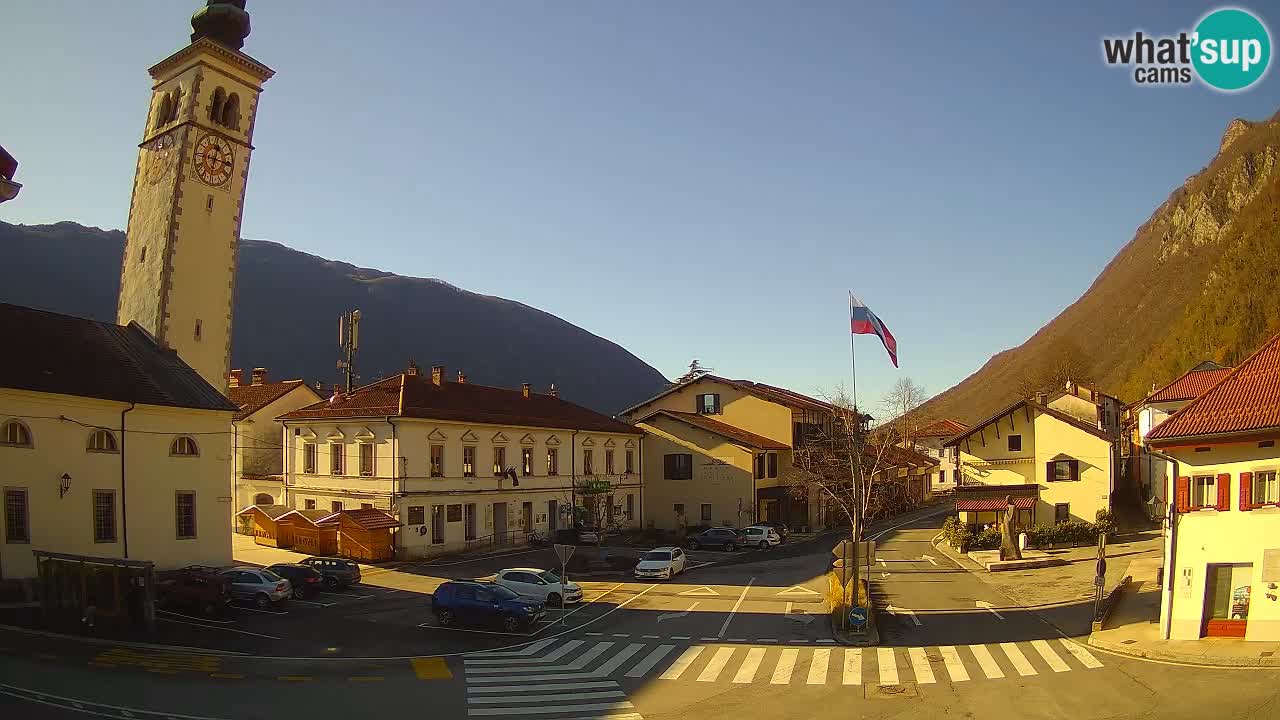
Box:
[955,497,1036,512]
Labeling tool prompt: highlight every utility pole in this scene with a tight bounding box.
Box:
[337,309,361,393]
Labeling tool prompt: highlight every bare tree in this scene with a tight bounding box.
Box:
[1015,338,1094,400]
[879,377,931,448]
[674,359,713,385]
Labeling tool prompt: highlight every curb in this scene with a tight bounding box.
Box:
[829,613,879,647]
[1086,633,1280,668]
[0,623,247,656]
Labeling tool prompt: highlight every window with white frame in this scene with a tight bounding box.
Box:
[546,448,558,476]
[330,442,345,475]
[2,420,32,448]
[430,445,444,477]
[359,442,374,476]
[625,449,634,474]
[1193,475,1216,508]
[1254,470,1278,504]
[605,449,615,475]
[171,435,199,456]
[303,443,317,474]
[583,449,594,475]
[87,429,117,453]
[493,446,506,475]
[463,446,476,477]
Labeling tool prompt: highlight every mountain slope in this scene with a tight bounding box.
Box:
[0,221,668,414]
[924,113,1280,423]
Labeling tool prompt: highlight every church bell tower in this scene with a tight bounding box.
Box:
[117,1,273,393]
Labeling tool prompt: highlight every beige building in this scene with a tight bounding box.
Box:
[228,368,321,526]
[278,364,644,559]
[912,419,969,493]
[942,397,1116,529]
[0,305,238,580]
[1149,333,1280,641]
[624,375,842,532]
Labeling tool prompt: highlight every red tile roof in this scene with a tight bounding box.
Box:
[640,410,790,450]
[1143,367,1234,404]
[956,497,1036,512]
[915,419,970,438]
[1148,333,1280,442]
[623,375,840,416]
[278,373,641,435]
[942,398,1114,446]
[228,379,312,421]
[329,508,401,530]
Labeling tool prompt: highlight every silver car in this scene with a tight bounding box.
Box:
[219,567,291,609]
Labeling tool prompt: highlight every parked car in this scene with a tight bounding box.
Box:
[298,556,361,590]
[494,568,583,606]
[431,580,545,632]
[156,566,231,616]
[634,547,688,580]
[686,527,745,551]
[740,525,783,549]
[266,563,324,600]
[219,566,291,609]
[758,521,791,541]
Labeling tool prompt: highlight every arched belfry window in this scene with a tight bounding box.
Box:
[209,87,226,124]
[154,94,172,130]
[221,93,240,130]
[166,85,183,124]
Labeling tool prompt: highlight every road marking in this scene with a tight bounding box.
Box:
[209,673,244,680]
[468,701,634,716]
[685,561,715,571]
[727,638,747,642]
[471,638,558,657]
[468,680,617,693]
[1059,639,1104,669]
[977,600,1005,620]
[585,632,603,636]
[627,644,676,678]
[774,585,821,597]
[907,647,935,684]
[718,576,755,638]
[660,646,704,680]
[232,605,288,615]
[816,639,836,644]
[697,647,736,682]
[348,676,384,682]
[469,642,615,675]
[642,635,660,639]
[843,648,862,685]
[595,643,645,677]
[677,586,721,596]
[999,642,1037,676]
[657,602,699,623]
[611,634,630,638]
[734,647,766,683]
[1031,639,1070,672]
[156,609,235,624]
[277,676,312,682]
[771,648,798,684]
[807,648,831,685]
[757,638,777,643]
[885,605,921,626]
[921,554,938,565]
[672,636,691,640]
[289,599,336,607]
[156,617,282,640]
[467,640,584,666]
[939,646,969,681]
[469,690,626,704]
[411,657,453,679]
[967,644,1004,679]
[877,648,898,685]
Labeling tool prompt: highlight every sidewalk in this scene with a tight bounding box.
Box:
[1088,574,1280,667]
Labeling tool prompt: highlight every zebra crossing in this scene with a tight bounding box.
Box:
[460,635,1105,716]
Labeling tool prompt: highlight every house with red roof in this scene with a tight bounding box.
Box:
[227,367,320,527]
[1148,334,1280,641]
[277,362,643,559]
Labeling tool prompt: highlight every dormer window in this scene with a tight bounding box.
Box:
[696,393,721,415]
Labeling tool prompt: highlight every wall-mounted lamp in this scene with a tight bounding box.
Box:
[59,473,72,499]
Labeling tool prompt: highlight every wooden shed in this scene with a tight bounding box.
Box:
[330,509,400,562]
[237,505,295,548]
[278,509,339,557]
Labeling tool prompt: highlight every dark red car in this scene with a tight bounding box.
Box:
[156,566,232,616]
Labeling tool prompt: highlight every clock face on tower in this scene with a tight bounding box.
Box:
[193,133,235,187]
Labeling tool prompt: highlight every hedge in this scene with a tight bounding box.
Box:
[941,510,1116,552]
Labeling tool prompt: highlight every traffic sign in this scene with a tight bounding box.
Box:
[832,540,875,562]
[553,543,575,564]
[848,606,869,628]
[832,559,855,585]
[833,539,855,559]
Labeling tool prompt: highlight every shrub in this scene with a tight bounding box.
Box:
[973,526,1003,550]
[941,516,973,551]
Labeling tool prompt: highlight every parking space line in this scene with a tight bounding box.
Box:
[157,617,282,640]
[417,623,530,637]
[232,605,288,616]
[290,599,336,607]
[156,610,235,625]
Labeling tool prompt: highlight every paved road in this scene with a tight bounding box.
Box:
[3,507,1279,719]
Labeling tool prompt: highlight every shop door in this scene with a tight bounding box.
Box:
[1203,563,1252,637]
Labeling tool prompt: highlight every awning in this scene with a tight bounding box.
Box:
[955,497,1036,512]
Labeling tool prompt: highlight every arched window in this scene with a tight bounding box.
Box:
[167,85,183,124]
[171,435,199,457]
[254,493,273,506]
[1,420,32,448]
[209,87,226,124]
[87,429,118,453]
[154,94,172,130]
[221,93,240,130]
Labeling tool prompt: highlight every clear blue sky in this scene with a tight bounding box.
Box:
[4,2,1277,408]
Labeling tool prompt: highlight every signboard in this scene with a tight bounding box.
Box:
[580,479,612,494]
[832,540,876,562]
[1262,549,1280,583]
[833,540,855,560]
[848,606,869,628]
[832,559,855,585]
[553,544,576,564]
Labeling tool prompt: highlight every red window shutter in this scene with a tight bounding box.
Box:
[1175,476,1191,513]
[1216,473,1231,511]
[1046,462,1055,483]
[1239,472,1254,511]
[1070,459,1080,482]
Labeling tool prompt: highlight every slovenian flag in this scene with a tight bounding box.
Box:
[850,293,898,368]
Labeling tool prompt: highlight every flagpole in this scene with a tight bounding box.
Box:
[847,292,862,624]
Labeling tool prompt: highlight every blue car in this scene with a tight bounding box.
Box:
[431,580,546,632]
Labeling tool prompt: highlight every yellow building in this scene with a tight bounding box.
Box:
[278,364,644,559]
[1149,332,1280,641]
[228,368,321,524]
[624,375,842,532]
[0,305,237,581]
[942,397,1116,529]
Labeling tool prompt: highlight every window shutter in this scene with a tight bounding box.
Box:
[713,395,721,414]
[1046,462,1055,483]
[1174,476,1191,513]
[1239,472,1253,511]
[1215,473,1231,511]
[1070,459,1080,482]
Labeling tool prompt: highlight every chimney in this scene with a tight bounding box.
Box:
[1034,392,1046,405]
[250,367,267,386]
[457,370,467,384]
[315,381,323,392]
[228,369,244,388]
[431,365,445,386]
[521,383,531,398]
[549,383,558,398]
[406,360,419,376]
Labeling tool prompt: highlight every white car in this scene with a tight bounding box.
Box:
[493,568,583,606]
[740,525,783,549]
[634,547,688,580]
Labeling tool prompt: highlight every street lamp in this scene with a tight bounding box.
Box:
[1147,495,1165,525]
[59,473,72,499]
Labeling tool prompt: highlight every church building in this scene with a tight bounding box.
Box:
[0,2,272,581]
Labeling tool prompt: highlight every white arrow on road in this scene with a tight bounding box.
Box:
[976,601,1005,620]
[657,601,700,623]
[880,572,891,578]
[885,605,922,626]
[784,601,815,626]
[921,554,938,566]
